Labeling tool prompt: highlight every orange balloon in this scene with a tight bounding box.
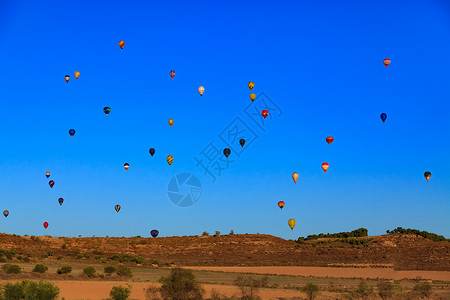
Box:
[74,71,80,79]
[168,119,174,127]
[292,172,299,184]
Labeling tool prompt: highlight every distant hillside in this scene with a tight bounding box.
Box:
[0,233,449,271]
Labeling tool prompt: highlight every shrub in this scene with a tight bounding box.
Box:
[413,282,432,299]
[214,231,220,237]
[83,266,96,278]
[23,257,30,263]
[104,265,116,274]
[95,255,102,260]
[61,244,67,249]
[16,256,23,260]
[0,257,6,263]
[76,254,84,259]
[159,268,204,300]
[377,281,394,300]
[110,285,132,300]
[116,266,132,278]
[23,280,60,299]
[57,265,72,274]
[1,263,21,274]
[303,283,320,300]
[229,230,234,235]
[57,255,63,260]
[32,263,49,273]
[5,253,13,260]
[111,254,121,261]
[202,232,209,236]
[355,280,374,299]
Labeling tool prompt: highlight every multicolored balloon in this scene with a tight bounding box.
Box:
[223,148,231,159]
[239,139,245,147]
[69,129,76,138]
[115,205,121,213]
[424,171,431,182]
[261,110,268,119]
[248,81,255,90]
[119,41,125,49]
[380,113,387,124]
[124,163,129,171]
[278,201,285,210]
[49,180,55,188]
[288,219,296,231]
[167,155,173,166]
[43,222,49,229]
[65,75,70,83]
[58,198,64,205]
[74,71,80,79]
[151,230,159,238]
[170,70,175,79]
[103,107,111,116]
[198,86,205,97]
[3,210,9,217]
[168,119,174,127]
[45,171,51,178]
[149,148,155,157]
[326,136,334,145]
[322,162,329,173]
[292,172,299,184]
[383,58,390,67]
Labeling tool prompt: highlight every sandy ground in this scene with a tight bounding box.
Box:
[184,266,450,281]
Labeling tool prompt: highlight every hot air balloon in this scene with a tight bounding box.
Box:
[58,198,64,205]
[292,172,299,184]
[74,71,80,79]
[278,201,285,210]
[223,148,231,159]
[124,163,129,171]
[322,162,329,173]
[383,58,390,67]
[115,205,121,213]
[170,70,175,79]
[151,230,159,238]
[43,222,48,229]
[326,136,334,145]
[380,113,387,124]
[167,155,173,166]
[424,171,431,182]
[261,110,268,119]
[149,148,155,157]
[3,210,9,217]
[45,171,51,178]
[65,75,70,83]
[249,93,256,102]
[69,129,76,138]
[288,219,296,231]
[239,139,245,147]
[119,41,125,49]
[168,119,174,127]
[248,82,254,90]
[103,107,111,116]
[198,86,205,97]
[49,180,55,188]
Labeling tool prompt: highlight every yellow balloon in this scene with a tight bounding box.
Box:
[168,119,174,127]
[198,86,205,97]
[292,172,299,184]
[288,219,296,231]
[248,81,255,90]
[249,93,256,101]
[167,155,174,166]
[74,71,80,79]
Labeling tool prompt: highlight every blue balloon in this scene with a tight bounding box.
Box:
[380,113,387,123]
[69,129,76,137]
[151,230,159,238]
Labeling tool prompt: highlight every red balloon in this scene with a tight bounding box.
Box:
[322,162,329,173]
[261,110,268,119]
[43,222,48,229]
[326,136,334,145]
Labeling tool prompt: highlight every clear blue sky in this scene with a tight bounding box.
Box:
[0,0,449,239]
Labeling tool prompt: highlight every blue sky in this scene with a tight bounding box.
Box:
[0,0,449,239]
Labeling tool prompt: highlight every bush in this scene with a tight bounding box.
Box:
[110,285,132,300]
[386,227,449,242]
[1,263,21,274]
[116,266,132,278]
[23,280,60,299]
[57,255,63,260]
[202,232,209,236]
[5,253,13,260]
[16,256,23,261]
[234,275,263,299]
[57,265,72,274]
[83,266,96,278]
[377,281,394,300]
[159,268,204,300]
[303,283,320,300]
[413,282,432,299]
[61,244,67,249]
[32,264,49,274]
[23,257,30,263]
[355,280,374,299]
[214,231,220,237]
[0,257,6,263]
[104,265,116,274]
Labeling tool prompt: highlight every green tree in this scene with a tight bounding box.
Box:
[32,264,49,274]
[1,264,21,274]
[377,281,394,300]
[116,266,132,278]
[56,265,72,274]
[355,280,374,299]
[302,283,320,300]
[110,285,132,300]
[413,282,432,299]
[159,268,204,300]
[83,266,96,278]
[104,265,117,274]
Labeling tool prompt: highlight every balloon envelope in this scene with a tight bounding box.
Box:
[326,136,334,145]
[250,93,256,102]
[151,230,159,238]
[322,162,329,173]
[43,222,48,229]
[149,148,155,156]
[58,198,64,205]
[168,119,174,127]
[383,58,390,67]
[170,70,175,79]
[45,171,51,178]
[288,219,296,230]
[115,205,121,212]
[239,139,245,147]
[119,41,125,49]
[49,180,55,188]
[380,113,387,123]
[74,71,80,79]
[292,172,299,183]
[69,129,76,137]
[65,75,70,83]
[261,110,268,119]
[248,81,254,90]
[3,210,9,217]
[424,171,431,182]
[198,86,205,97]
[124,163,129,171]
[167,155,174,166]
[278,201,285,210]
[103,107,111,115]
[223,148,231,158]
